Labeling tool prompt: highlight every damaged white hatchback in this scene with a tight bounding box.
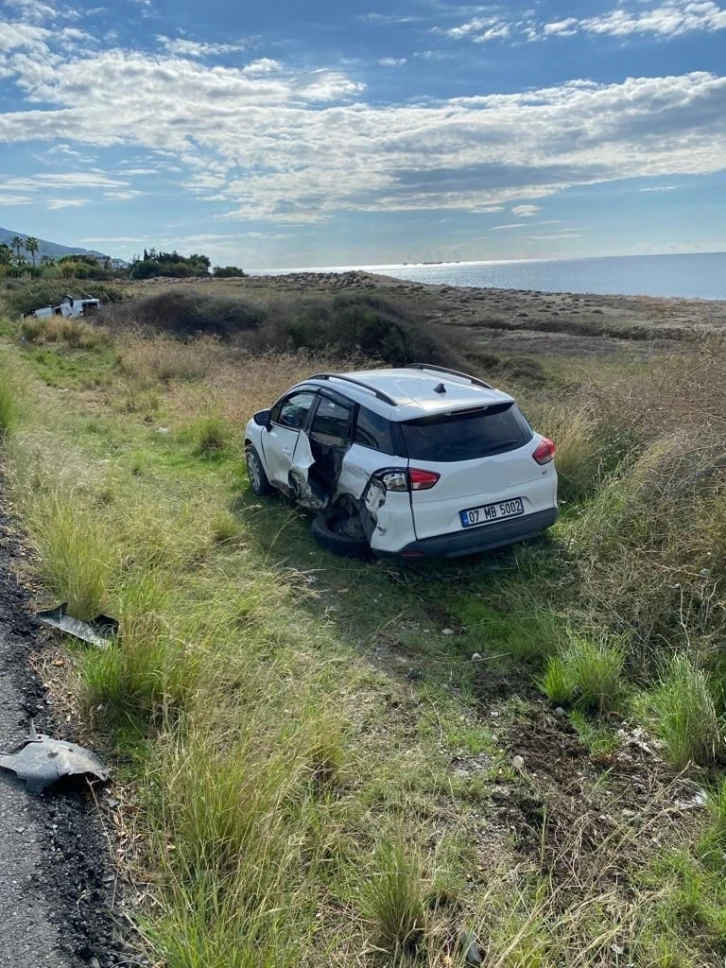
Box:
[244,364,558,559]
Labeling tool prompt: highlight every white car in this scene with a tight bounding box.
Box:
[244,364,558,559]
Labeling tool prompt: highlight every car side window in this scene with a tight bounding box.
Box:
[275,392,317,430]
[310,396,353,447]
[354,406,395,454]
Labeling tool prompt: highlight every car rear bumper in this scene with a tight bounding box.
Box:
[378,507,558,559]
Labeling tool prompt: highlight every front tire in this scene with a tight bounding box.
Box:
[246,444,273,496]
[311,508,370,558]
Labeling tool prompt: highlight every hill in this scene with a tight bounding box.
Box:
[0,226,107,260]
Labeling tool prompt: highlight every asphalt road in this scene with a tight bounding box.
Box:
[0,493,129,967]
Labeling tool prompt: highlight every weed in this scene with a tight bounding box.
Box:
[363,839,426,957]
[699,778,726,870]
[634,654,722,769]
[210,510,241,543]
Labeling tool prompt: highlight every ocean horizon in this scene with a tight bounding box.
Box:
[252,250,726,301]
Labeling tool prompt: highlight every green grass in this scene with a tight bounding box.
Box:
[5,304,726,967]
[540,633,625,714]
[0,366,18,437]
[634,655,723,769]
[363,840,426,957]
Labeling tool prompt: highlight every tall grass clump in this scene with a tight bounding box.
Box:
[699,778,726,870]
[28,489,113,620]
[0,366,18,438]
[190,412,233,456]
[363,840,426,957]
[634,654,722,769]
[20,316,109,349]
[540,633,625,714]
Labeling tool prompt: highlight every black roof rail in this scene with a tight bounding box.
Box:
[406,363,493,390]
[308,373,398,407]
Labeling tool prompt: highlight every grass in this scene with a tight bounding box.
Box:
[634,654,722,769]
[0,365,17,437]
[540,633,625,714]
[363,840,426,957]
[5,280,726,966]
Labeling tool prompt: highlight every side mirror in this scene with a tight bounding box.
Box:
[253,409,272,430]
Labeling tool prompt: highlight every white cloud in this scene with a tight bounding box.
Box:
[0,194,33,205]
[157,35,250,58]
[104,189,143,199]
[446,1,726,43]
[492,223,527,230]
[0,31,724,224]
[640,184,678,191]
[512,204,541,217]
[379,56,407,66]
[47,197,87,208]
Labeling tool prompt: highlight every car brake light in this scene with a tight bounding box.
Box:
[533,437,555,465]
[374,468,441,491]
[409,468,440,490]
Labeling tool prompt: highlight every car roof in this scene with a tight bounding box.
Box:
[294,366,514,422]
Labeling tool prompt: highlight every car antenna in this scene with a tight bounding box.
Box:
[433,382,447,394]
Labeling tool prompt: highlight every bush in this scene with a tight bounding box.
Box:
[634,654,722,769]
[540,633,625,714]
[213,265,246,277]
[123,290,266,338]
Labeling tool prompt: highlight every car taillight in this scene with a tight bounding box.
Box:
[533,437,555,465]
[409,468,440,490]
[374,468,441,492]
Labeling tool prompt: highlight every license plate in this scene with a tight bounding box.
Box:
[460,497,525,528]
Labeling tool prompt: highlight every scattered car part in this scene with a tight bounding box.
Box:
[311,508,369,557]
[0,723,109,794]
[36,603,118,649]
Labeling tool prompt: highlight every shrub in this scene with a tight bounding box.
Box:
[363,840,426,956]
[540,656,572,706]
[124,290,266,337]
[634,654,722,769]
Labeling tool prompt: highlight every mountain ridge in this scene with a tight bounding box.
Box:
[0,226,107,260]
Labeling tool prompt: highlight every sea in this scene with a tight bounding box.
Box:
[254,251,726,301]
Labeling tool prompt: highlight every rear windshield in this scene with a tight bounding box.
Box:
[401,403,533,462]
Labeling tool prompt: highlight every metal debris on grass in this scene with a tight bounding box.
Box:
[0,723,109,794]
[36,603,119,649]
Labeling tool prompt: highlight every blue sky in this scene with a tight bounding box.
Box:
[0,0,725,268]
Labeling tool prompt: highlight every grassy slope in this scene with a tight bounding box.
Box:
[2,302,726,966]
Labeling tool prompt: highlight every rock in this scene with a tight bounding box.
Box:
[554,706,566,719]
[512,755,525,772]
[471,652,482,662]
[442,628,454,636]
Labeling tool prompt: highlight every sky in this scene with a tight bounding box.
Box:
[0,0,725,269]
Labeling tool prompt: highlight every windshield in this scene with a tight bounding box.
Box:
[401,403,533,462]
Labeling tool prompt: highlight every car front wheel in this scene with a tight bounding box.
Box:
[246,444,273,496]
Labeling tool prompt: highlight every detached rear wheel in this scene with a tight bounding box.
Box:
[312,508,369,558]
[246,444,273,496]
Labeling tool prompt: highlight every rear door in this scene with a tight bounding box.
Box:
[261,390,317,489]
[402,404,551,540]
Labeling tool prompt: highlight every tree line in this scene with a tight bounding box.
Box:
[0,237,245,281]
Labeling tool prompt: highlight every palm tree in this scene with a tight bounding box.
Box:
[0,243,12,266]
[10,235,24,260]
[25,236,39,268]
[40,254,55,267]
